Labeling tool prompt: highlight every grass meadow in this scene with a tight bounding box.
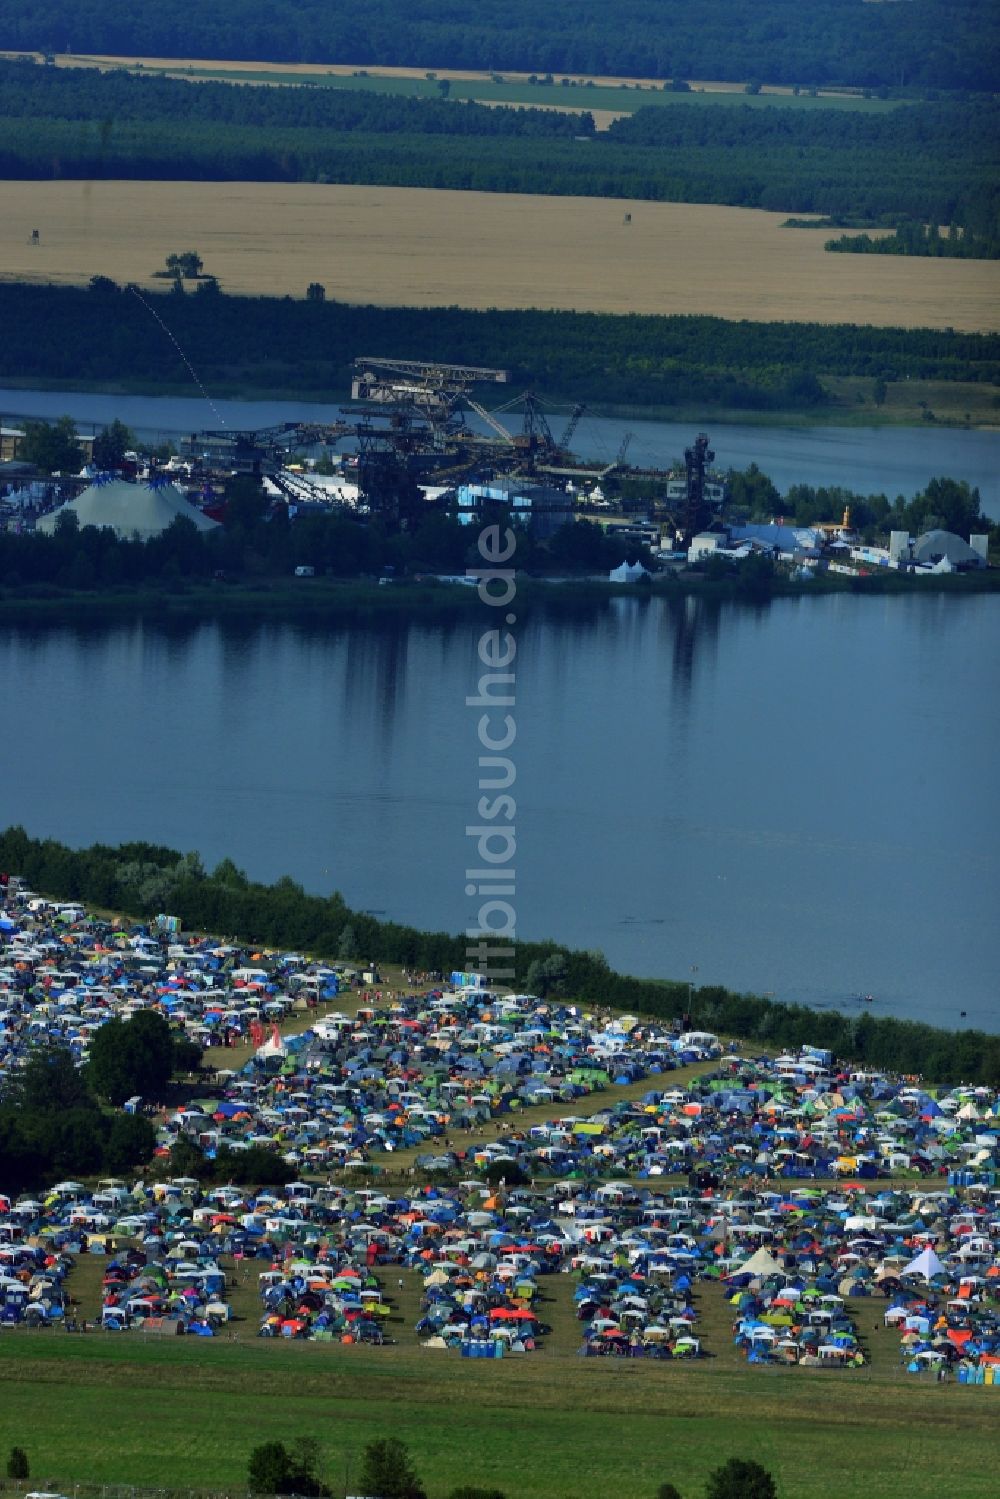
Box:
[1,1327,997,1498]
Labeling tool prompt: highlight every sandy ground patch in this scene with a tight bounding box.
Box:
[1,181,995,331]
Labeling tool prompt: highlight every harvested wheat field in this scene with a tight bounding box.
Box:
[2,181,997,330]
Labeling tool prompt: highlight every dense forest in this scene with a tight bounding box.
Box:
[0,60,590,136]
[0,61,996,230]
[1,283,996,406]
[0,0,997,91]
[2,827,997,1086]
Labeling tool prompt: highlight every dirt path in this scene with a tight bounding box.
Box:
[371,1053,728,1174]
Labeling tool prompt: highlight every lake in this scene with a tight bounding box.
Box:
[2,592,997,1031]
[1,386,997,518]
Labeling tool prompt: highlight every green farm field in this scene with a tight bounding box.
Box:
[0,1329,995,1498]
[23,52,902,116]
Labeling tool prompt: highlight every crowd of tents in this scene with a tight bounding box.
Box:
[3,1172,1000,1376]
[2,882,999,1379]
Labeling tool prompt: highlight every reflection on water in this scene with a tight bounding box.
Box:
[1,593,997,1032]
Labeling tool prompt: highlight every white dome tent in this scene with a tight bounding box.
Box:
[609,560,651,583]
[38,478,219,542]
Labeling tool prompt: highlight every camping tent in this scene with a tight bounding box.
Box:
[733,1247,785,1280]
[902,1247,947,1282]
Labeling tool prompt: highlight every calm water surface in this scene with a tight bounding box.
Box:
[2,594,997,1031]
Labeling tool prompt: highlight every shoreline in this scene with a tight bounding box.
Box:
[0,373,995,433]
[5,826,998,1061]
[0,570,996,623]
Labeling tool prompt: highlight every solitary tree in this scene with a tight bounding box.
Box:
[6,1446,29,1479]
[92,418,134,470]
[247,1437,326,1495]
[358,1438,426,1499]
[19,415,82,474]
[248,1440,294,1494]
[484,1160,528,1187]
[306,282,326,302]
[705,1458,777,1499]
[656,1485,683,1499]
[165,250,204,279]
[523,952,567,998]
[87,1010,177,1105]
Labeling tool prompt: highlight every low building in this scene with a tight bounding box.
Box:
[0,426,25,462]
[456,478,569,539]
[727,522,825,556]
[688,531,728,564]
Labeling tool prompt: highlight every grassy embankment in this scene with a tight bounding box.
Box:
[0,570,997,625]
[1,1328,996,1498]
[3,373,995,430]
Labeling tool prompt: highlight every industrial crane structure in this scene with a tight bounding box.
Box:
[176,358,726,535]
[676,432,718,544]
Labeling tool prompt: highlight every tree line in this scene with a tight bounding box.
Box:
[0,471,658,590]
[609,99,999,232]
[2,826,997,1086]
[5,454,988,597]
[826,221,1000,263]
[244,1432,775,1499]
[0,61,994,229]
[0,0,995,91]
[0,59,590,136]
[1,283,995,408]
[727,468,988,542]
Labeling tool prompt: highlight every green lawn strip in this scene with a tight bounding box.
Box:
[695,1280,743,1371]
[537,1272,584,1358]
[0,1336,994,1497]
[63,1252,107,1323]
[221,1255,262,1330]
